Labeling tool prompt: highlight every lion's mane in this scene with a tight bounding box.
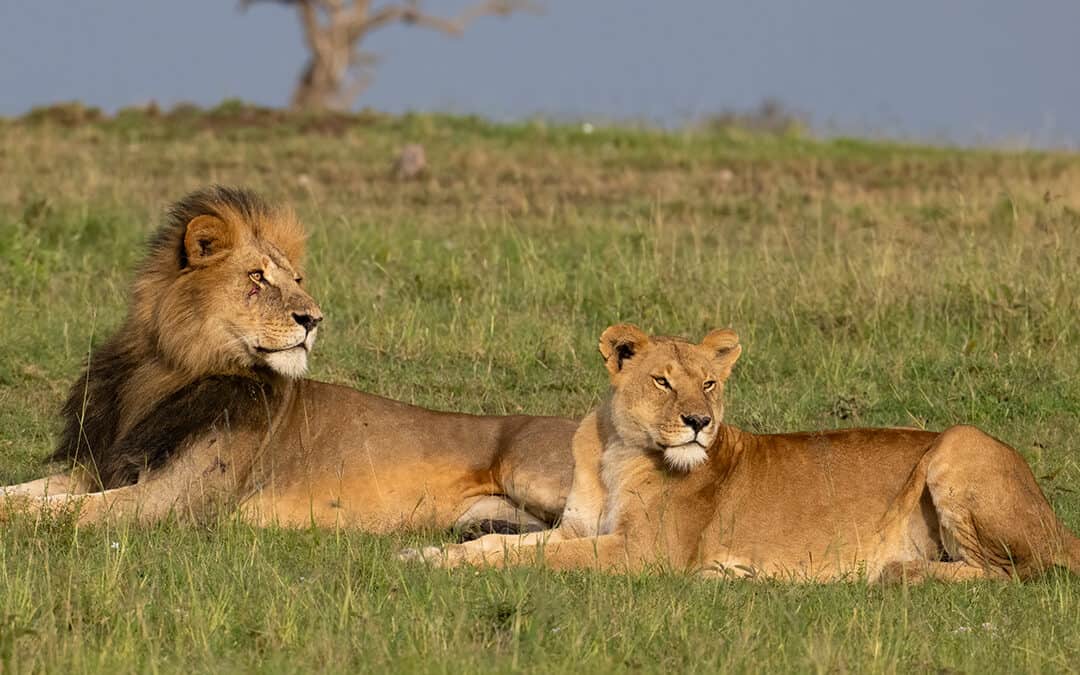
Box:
[51,186,302,488]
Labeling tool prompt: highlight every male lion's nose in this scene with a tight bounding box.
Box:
[293,311,323,332]
[681,414,712,433]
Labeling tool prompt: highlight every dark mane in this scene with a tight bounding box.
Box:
[94,375,280,487]
[51,330,134,483]
[52,355,283,489]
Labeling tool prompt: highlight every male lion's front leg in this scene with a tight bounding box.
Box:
[1,478,213,526]
[0,483,164,525]
[0,484,135,524]
[0,471,91,498]
[1,441,242,525]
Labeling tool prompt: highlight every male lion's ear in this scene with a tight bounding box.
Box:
[700,328,742,378]
[182,215,235,266]
[599,324,650,376]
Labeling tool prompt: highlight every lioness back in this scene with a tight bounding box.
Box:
[732,427,938,528]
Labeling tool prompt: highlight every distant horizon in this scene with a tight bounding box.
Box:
[3,1,1078,150]
[9,98,1069,154]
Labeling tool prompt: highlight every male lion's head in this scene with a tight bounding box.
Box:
[599,324,742,471]
[135,186,322,379]
[52,187,323,486]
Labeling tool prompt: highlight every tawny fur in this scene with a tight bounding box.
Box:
[2,187,576,532]
[409,324,1080,583]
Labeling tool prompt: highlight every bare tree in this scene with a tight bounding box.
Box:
[243,0,539,112]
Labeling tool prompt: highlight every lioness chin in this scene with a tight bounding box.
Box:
[0,187,575,532]
[405,324,1080,583]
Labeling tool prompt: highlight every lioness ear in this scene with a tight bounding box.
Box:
[599,324,650,377]
[700,328,742,378]
[183,215,235,266]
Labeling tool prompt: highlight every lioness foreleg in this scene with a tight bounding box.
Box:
[407,533,639,572]
[401,528,570,568]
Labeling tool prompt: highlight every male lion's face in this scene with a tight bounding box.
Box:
[225,240,322,379]
[152,209,322,379]
[599,324,742,471]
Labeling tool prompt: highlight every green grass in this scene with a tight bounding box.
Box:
[2,109,1080,672]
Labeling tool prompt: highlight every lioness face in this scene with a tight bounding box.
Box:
[152,208,322,379]
[599,324,742,471]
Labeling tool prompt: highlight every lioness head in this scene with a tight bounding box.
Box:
[599,324,742,471]
[135,186,322,379]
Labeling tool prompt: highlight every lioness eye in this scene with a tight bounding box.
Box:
[653,376,671,390]
[703,380,717,392]
[249,271,264,284]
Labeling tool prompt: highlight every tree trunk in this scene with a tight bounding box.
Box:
[266,0,538,112]
[287,1,356,112]
[290,54,348,111]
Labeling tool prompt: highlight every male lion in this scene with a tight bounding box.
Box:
[0,186,576,532]
[405,324,1080,582]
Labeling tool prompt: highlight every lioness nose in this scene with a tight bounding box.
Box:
[681,414,711,433]
[293,312,323,332]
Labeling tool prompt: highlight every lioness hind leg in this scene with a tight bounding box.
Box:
[924,425,1080,579]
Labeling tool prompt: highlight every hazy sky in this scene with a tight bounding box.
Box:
[2,1,1078,147]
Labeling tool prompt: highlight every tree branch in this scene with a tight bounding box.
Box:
[242,0,542,111]
[295,0,323,55]
[244,1,541,40]
[350,0,540,40]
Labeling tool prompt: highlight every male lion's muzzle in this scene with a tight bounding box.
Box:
[292,310,322,334]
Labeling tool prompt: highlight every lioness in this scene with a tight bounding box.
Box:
[406,324,1080,582]
[0,187,576,531]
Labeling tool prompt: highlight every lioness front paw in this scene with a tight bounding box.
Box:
[396,544,465,568]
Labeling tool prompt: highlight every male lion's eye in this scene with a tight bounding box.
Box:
[249,271,264,284]
[703,380,717,392]
[652,376,671,390]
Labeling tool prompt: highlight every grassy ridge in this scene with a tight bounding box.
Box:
[2,111,1080,672]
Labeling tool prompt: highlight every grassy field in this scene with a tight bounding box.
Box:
[2,105,1080,672]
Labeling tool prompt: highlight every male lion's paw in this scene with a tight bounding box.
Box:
[396,545,464,568]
